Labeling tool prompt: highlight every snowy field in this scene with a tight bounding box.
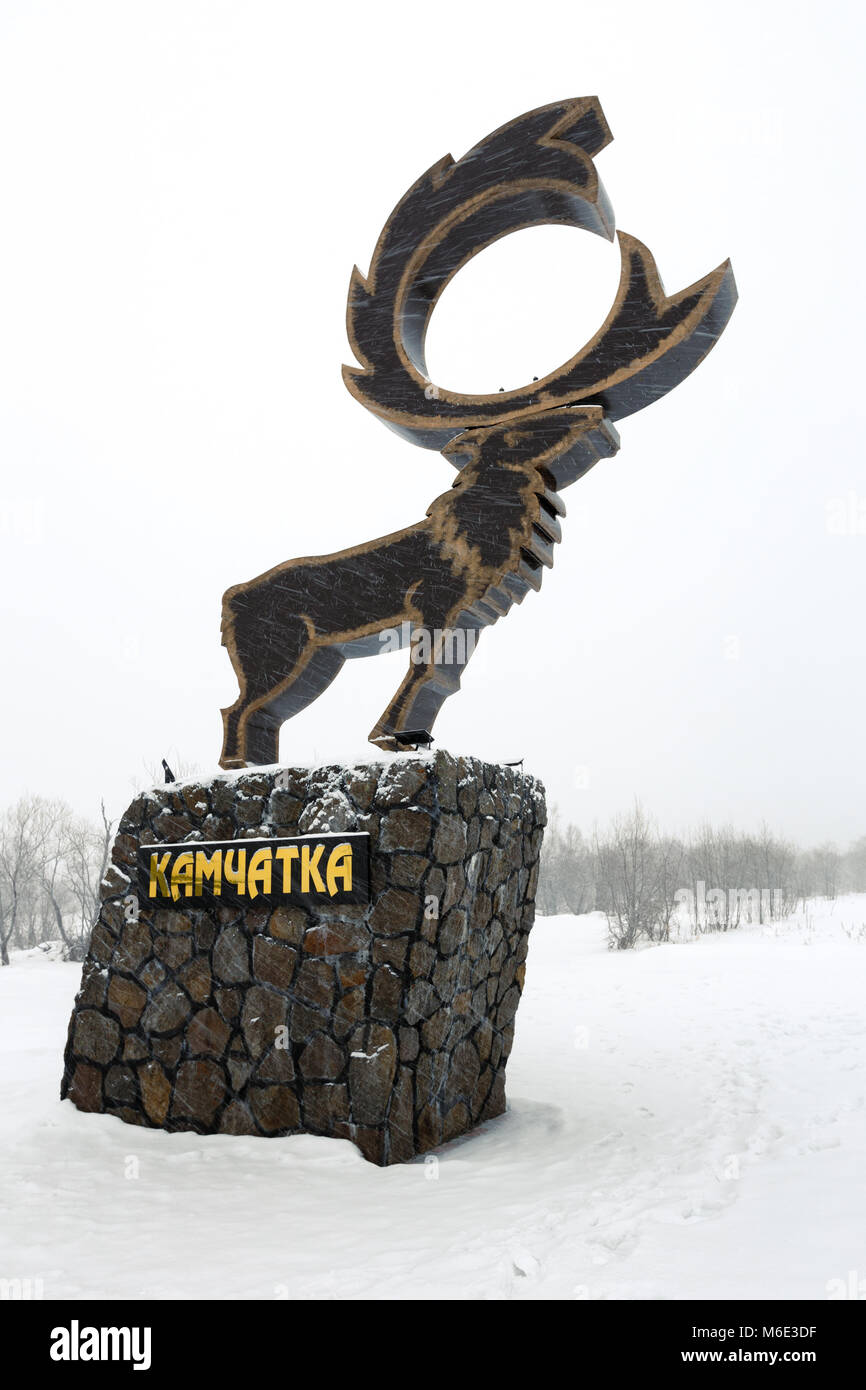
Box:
[1,898,865,1301]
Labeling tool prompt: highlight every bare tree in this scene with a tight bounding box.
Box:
[538,810,597,916]
[843,837,866,892]
[810,842,841,899]
[0,797,116,964]
[41,801,115,960]
[653,834,686,942]
[0,797,60,965]
[594,803,668,950]
[538,807,835,947]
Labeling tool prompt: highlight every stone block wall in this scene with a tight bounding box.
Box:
[61,753,546,1165]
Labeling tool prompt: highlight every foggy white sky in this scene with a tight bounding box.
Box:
[0,0,863,846]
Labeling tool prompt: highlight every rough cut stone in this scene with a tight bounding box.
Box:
[73,1010,120,1065]
[252,937,297,990]
[67,1061,103,1112]
[241,986,287,1058]
[212,925,250,983]
[348,1024,397,1125]
[249,1084,300,1133]
[171,1059,226,1126]
[61,754,544,1165]
[140,983,191,1036]
[138,1060,171,1125]
[185,1007,231,1057]
[106,976,146,1029]
[299,1033,345,1081]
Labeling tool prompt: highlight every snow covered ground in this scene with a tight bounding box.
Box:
[1,898,865,1301]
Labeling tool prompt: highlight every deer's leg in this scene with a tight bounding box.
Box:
[369,621,483,750]
[220,602,346,767]
[221,610,305,768]
[221,645,346,768]
[221,688,286,772]
[221,705,281,770]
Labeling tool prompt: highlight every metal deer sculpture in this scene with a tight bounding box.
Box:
[219,98,736,767]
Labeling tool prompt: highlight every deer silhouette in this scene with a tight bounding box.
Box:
[220,407,618,765]
[219,98,736,767]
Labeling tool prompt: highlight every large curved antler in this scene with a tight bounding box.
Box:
[343,98,736,452]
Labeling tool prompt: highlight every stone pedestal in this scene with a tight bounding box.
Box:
[61,753,546,1165]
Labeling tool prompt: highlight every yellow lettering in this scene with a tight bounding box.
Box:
[223,849,247,895]
[326,844,353,896]
[247,847,272,899]
[300,843,325,893]
[170,851,194,900]
[275,846,299,892]
[148,852,172,899]
[194,850,222,896]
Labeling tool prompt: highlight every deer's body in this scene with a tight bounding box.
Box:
[219,409,618,765]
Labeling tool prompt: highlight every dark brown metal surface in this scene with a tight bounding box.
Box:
[219,99,736,767]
